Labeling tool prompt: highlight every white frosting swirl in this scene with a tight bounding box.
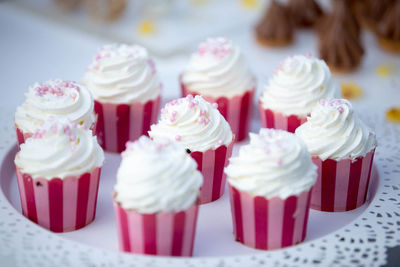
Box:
[181,37,254,98]
[225,128,317,199]
[15,79,96,134]
[260,54,341,117]
[295,98,377,161]
[148,95,233,152]
[15,119,104,179]
[83,44,161,104]
[114,136,203,213]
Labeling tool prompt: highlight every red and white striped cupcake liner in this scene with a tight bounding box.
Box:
[94,96,160,153]
[311,149,375,212]
[113,201,199,256]
[181,82,255,142]
[191,140,234,204]
[259,105,307,133]
[228,185,312,250]
[15,167,102,232]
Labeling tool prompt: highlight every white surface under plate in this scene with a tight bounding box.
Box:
[0,108,400,267]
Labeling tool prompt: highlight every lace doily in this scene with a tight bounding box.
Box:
[0,108,399,267]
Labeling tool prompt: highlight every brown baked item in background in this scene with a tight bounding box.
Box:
[352,0,393,32]
[85,0,126,21]
[288,0,324,28]
[318,0,364,73]
[255,0,294,47]
[376,0,400,53]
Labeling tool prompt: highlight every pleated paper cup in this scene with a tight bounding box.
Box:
[94,96,160,153]
[15,167,102,232]
[228,184,312,250]
[113,201,199,256]
[311,149,375,212]
[190,140,234,204]
[181,80,254,142]
[259,104,307,133]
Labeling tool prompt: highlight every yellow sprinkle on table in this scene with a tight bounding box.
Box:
[191,0,207,6]
[240,0,259,8]
[386,107,400,123]
[137,20,156,35]
[376,64,397,77]
[341,82,363,100]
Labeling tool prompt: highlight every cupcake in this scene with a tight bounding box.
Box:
[259,54,340,133]
[255,0,294,47]
[113,136,202,256]
[225,129,317,250]
[180,37,255,142]
[83,44,161,153]
[149,95,234,204]
[14,79,96,147]
[14,119,104,232]
[295,99,377,212]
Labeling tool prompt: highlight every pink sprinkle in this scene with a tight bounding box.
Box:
[70,146,77,152]
[188,102,195,109]
[304,52,312,58]
[175,135,182,141]
[200,110,207,116]
[204,118,210,125]
[198,117,205,124]
[171,111,177,117]
[160,108,166,114]
[337,106,344,113]
[186,94,194,100]
[212,103,218,108]
[319,99,327,106]
[50,124,58,134]
[148,59,156,75]
[277,158,283,166]
[156,144,163,151]
[369,132,375,137]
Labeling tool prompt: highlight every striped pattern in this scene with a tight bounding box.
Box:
[190,141,234,204]
[311,149,375,212]
[94,97,160,153]
[259,105,307,133]
[228,185,312,250]
[15,167,101,232]
[15,126,32,148]
[181,83,255,142]
[113,202,199,256]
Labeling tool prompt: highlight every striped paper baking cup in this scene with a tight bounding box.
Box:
[113,201,199,256]
[190,140,234,204]
[311,149,375,212]
[181,81,254,142]
[228,185,312,250]
[15,167,102,232]
[94,96,160,153]
[259,105,307,133]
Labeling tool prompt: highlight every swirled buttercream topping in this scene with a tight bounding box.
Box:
[225,128,317,199]
[15,79,95,134]
[83,43,161,104]
[260,54,341,116]
[295,98,377,161]
[181,37,254,98]
[114,136,203,213]
[149,95,233,152]
[15,119,104,179]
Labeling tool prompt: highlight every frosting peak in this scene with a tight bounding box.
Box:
[181,37,254,98]
[149,95,233,152]
[15,119,104,179]
[115,136,203,213]
[260,54,341,116]
[83,43,161,104]
[295,98,377,161]
[225,128,317,199]
[15,79,95,134]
